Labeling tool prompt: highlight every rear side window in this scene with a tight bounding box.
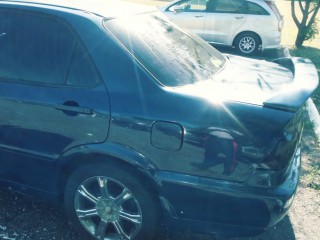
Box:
[214,0,242,13]
[66,44,100,87]
[245,2,269,15]
[0,12,76,85]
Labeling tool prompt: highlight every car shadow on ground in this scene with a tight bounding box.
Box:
[160,215,295,240]
[0,188,296,240]
[247,215,295,240]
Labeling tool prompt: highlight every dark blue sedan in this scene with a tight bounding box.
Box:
[0,0,318,239]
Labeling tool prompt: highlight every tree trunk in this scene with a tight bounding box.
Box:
[295,28,305,47]
[291,0,320,48]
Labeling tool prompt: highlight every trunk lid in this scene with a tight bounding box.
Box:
[175,55,318,112]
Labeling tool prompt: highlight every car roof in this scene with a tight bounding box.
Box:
[0,0,153,18]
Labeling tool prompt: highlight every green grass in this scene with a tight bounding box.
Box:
[304,162,320,190]
[282,2,320,191]
[301,114,320,190]
[304,118,320,143]
[304,117,316,130]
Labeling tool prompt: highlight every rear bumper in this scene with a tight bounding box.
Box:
[156,147,301,237]
[261,30,282,50]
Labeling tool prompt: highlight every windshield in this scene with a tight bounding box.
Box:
[103,12,226,87]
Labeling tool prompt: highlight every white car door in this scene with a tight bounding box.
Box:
[203,0,247,45]
[164,0,207,38]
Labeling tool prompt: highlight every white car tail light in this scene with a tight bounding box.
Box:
[265,0,283,31]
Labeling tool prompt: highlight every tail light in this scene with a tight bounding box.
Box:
[258,109,303,171]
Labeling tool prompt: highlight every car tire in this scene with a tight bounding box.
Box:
[235,33,260,56]
[64,163,159,240]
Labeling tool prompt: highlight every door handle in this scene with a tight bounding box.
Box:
[194,15,204,18]
[55,101,93,115]
[235,16,244,19]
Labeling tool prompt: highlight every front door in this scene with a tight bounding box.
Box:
[165,0,207,38]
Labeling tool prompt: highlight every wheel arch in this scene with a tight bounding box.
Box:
[55,143,161,206]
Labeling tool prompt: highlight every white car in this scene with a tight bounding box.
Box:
[160,0,283,55]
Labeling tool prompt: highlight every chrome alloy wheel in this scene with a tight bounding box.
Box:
[239,36,256,54]
[74,176,142,240]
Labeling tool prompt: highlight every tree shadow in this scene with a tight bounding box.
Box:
[159,215,295,240]
[290,46,320,72]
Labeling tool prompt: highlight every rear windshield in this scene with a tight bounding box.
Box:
[103,12,226,87]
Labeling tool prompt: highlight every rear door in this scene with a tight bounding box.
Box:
[0,11,110,189]
[203,0,247,44]
[164,0,207,38]
[245,1,278,30]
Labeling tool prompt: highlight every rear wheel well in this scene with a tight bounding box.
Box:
[58,154,161,208]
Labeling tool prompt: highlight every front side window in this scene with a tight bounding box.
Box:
[167,0,206,12]
[0,11,100,87]
[103,12,226,87]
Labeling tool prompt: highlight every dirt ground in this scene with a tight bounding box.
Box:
[0,0,320,240]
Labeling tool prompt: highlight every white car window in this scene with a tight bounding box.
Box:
[245,2,269,15]
[214,0,242,13]
[168,0,206,12]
